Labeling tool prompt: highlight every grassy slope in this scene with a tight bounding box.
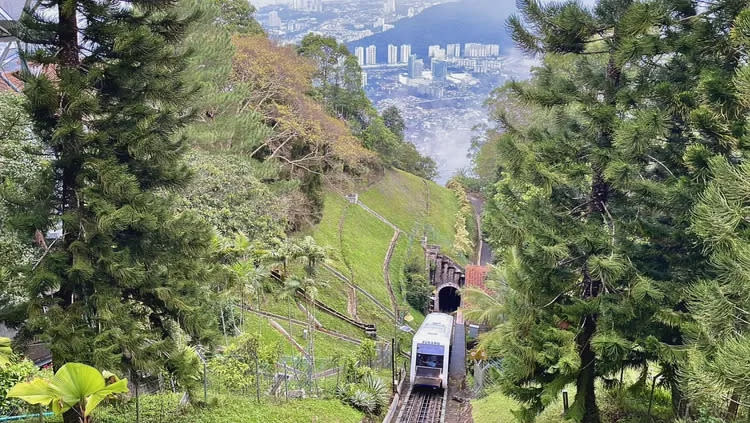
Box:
[472,389,565,423]
[260,169,461,355]
[358,169,461,262]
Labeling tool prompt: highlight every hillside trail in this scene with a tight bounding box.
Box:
[383,229,401,320]
[337,204,359,320]
[468,193,493,266]
[346,286,358,320]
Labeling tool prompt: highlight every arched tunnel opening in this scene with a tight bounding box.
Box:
[438,286,461,313]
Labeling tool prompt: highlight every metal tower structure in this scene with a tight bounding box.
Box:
[0,0,43,92]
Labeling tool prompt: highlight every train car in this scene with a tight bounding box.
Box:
[409,312,454,389]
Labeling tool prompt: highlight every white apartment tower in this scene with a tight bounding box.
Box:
[268,11,281,28]
[355,47,365,67]
[387,44,398,65]
[366,45,377,65]
[428,45,446,59]
[384,0,396,14]
[446,43,461,57]
[400,44,412,63]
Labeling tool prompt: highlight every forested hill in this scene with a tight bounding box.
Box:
[348,0,515,62]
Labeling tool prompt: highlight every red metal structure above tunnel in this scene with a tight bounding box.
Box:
[464,265,489,291]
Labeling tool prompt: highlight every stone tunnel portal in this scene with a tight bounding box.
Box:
[438,286,461,313]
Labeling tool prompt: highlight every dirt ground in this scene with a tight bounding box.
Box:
[445,380,474,423]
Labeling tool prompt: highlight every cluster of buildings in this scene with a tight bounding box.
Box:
[355,44,414,66]
[428,42,500,59]
[355,42,502,68]
[259,0,455,45]
[291,0,323,12]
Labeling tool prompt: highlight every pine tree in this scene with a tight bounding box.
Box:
[9,2,217,416]
[476,0,750,421]
[493,2,650,420]
[680,5,750,418]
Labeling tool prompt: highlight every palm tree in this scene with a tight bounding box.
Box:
[294,236,327,277]
[232,260,271,335]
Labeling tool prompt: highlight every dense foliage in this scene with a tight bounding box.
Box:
[467,0,750,422]
[7,8,219,415]
[0,94,43,314]
[0,0,453,421]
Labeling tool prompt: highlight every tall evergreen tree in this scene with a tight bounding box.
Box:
[8,2,217,417]
[488,1,650,420]
[680,5,750,418]
[475,0,750,421]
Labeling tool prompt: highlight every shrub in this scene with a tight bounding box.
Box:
[336,375,388,416]
[0,358,39,415]
[405,273,432,313]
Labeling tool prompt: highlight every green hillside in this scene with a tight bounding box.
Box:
[235,168,461,368]
[358,169,461,260]
[306,169,460,333]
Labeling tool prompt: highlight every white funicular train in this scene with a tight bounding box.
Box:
[409,313,454,389]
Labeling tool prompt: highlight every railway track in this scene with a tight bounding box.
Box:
[397,387,445,423]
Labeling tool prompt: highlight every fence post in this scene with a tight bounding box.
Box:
[284,359,289,401]
[203,359,208,403]
[647,374,658,420]
[255,352,261,403]
[391,338,396,394]
[135,371,140,423]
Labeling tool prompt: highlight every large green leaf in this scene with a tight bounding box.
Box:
[84,378,128,415]
[6,378,57,406]
[9,363,129,416]
[48,363,107,410]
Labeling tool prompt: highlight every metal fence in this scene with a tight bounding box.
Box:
[0,341,404,422]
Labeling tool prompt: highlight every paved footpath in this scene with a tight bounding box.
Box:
[449,309,466,387]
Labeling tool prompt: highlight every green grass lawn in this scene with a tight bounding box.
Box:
[472,388,566,423]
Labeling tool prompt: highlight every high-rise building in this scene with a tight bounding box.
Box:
[268,11,282,28]
[428,45,446,59]
[431,59,448,81]
[292,0,323,12]
[366,45,377,65]
[400,44,412,63]
[355,47,365,67]
[464,43,501,57]
[408,54,423,79]
[384,0,396,14]
[361,72,368,88]
[446,43,461,58]
[387,44,398,65]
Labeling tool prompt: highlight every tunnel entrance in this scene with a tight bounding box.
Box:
[438,286,461,313]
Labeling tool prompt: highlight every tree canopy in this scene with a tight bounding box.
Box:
[468,0,750,422]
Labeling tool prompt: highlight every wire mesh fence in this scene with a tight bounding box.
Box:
[0,339,408,422]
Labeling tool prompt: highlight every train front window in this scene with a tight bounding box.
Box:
[416,353,443,369]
